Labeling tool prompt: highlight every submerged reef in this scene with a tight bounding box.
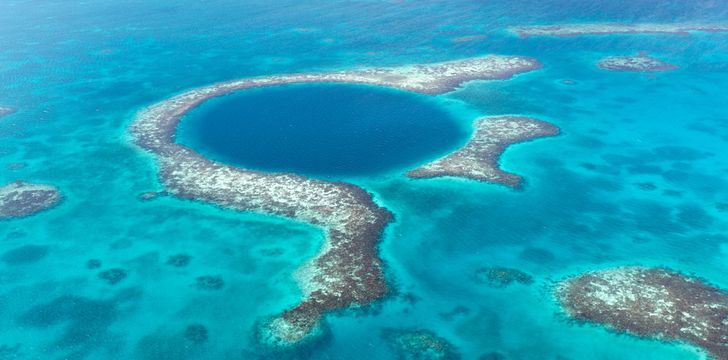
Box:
[0,181,62,220]
[472,266,534,288]
[510,23,728,38]
[556,267,728,359]
[183,324,209,344]
[1,245,49,265]
[407,116,559,188]
[597,54,678,72]
[130,56,541,346]
[0,106,15,118]
[86,259,102,269]
[97,268,128,285]
[382,328,461,360]
[166,253,192,267]
[195,275,225,290]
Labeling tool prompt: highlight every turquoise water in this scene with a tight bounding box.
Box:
[1,1,727,359]
[176,84,469,177]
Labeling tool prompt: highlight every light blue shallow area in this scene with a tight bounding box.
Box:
[0,1,727,359]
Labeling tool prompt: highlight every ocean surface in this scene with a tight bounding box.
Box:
[1,1,727,359]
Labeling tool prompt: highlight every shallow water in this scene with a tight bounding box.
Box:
[1,1,727,359]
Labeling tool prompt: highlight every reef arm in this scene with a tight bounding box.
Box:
[129,55,542,346]
[510,23,728,38]
[406,116,559,188]
[556,267,728,360]
[597,53,678,72]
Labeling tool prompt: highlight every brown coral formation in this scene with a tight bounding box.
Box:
[510,23,728,38]
[129,56,542,346]
[556,267,728,359]
[406,116,559,188]
[382,328,461,360]
[597,54,678,72]
[0,181,62,219]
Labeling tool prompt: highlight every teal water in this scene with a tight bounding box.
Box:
[177,84,469,177]
[1,1,727,359]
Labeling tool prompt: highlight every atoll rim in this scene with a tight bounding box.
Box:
[129,55,542,346]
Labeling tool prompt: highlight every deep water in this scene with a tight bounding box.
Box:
[176,84,469,177]
[1,1,727,359]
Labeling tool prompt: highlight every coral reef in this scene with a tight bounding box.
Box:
[129,56,542,346]
[97,268,128,285]
[382,328,461,360]
[0,181,62,220]
[166,254,191,267]
[556,267,728,359]
[597,54,678,72]
[511,23,728,38]
[86,259,102,269]
[195,275,225,290]
[472,266,534,288]
[407,116,559,188]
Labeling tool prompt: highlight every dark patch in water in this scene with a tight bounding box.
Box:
[86,259,102,269]
[177,84,468,176]
[259,247,285,257]
[18,295,117,348]
[676,204,714,229]
[634,182,657,191]
[166,254,191,267]
[663,189,683,197]
[97,268,128,285]
[439,305,470,321]
[195,275,225,290]
[652,145,711,161]
[519,247,556,264]
[627,164,662,174]
[479,352,507,360]
[716,202,728,212]
[625,200,686,235]
[109,239,133,250]
[136,333,198,360]
[184,324,208,344]
[1,245,48,265]
[572,135,605,148]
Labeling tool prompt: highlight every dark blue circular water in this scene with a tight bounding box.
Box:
[177,84,467,176]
